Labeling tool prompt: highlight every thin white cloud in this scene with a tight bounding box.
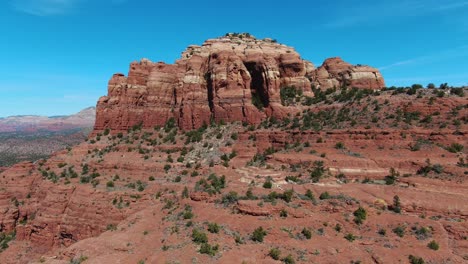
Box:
[379,45,468,70]
[11,0,82,16]
[324,0,468,28]
[11,0,127,16]
[379,59,418,71]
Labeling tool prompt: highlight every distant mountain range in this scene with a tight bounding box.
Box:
[0,107,95,167]
[0,107,96,133]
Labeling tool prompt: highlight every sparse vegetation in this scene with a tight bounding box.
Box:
[269,248,281,260]
[427,240,439,250]
[353,207,367,225]
[251,227,267,242]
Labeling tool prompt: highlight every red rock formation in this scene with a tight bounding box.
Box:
[309,57,385,90]
[95,34,385,132]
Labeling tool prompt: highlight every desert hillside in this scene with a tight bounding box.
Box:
[0,34,466,264]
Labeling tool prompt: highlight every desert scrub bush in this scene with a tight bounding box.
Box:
[269,248,281,260]
[282,254,295,264]
[384,168,399,185]
[344,233,356,242]
[69,255,88,264]
[182,206,194,219]
[353,207,367,225]
[184,126,206,143]
[279,209,288,218]
[247,152,267,166]
[393,225,406,237]
[304,189,316,203]
[199,243,219,256]
[450,87,464,96]
[301,228,312,239]
[251,227,267,242]
[106,181,114,188]
[413,226,431,240]
[417,159,444,176]
[230,133,238,140]
[106,224,117,231]
[221,191,238,205]
[181,187,189,198]
[334,142,345,149]
[281,189,294,203]
[285,175,300,183]
[391,195,402,213]
[378,228,387,236]
[427,240,439,250]
[319,191,331,200]
[310,160,326,182]
[207,223,220,233]
[191,229,208,244]
[280,86,302,106]
[446,143,464,153]
[195,173,226,194]
[0,231,15,252]
[334,223,342,232]
[408,255,425,264]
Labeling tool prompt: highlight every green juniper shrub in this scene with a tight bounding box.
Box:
[207,223,220,234]
[251,227,267,242]
[378,228,387,236]
[391,195,402,213]
[335,142,345,149]
[334,224,342,232]
[427,240,439,250]
[301,228,312,239]
[263,179,273,189]
[221,191,238,205]
[199,243,219,256]
[446,143,464,153]
[281,189,294,203]
[344,233,356,242]
[393,225,406,237]
[282,254,295,264]
[353,207,367,225]
[319,192,331,200]
[106,181,114,188]
[269,248,281,260]
[305,189,316,202]
[280,209,288,218]
[191,229,208,244]
[310,160,326,182]
[182,187,189,198]
[408,255,425,264]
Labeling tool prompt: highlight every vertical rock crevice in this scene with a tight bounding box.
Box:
[205,71,215,118]
[244,62,270,109]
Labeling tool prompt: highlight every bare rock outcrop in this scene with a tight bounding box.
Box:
[95,34,385,132]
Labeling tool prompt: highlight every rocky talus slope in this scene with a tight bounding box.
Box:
[0,35,466,264]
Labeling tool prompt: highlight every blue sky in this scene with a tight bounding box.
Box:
[0,0,467,117]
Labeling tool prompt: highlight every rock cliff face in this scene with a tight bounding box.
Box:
[95,34,385,131]
[310,57,385,90]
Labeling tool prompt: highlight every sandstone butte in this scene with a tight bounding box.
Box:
[0,34,467,264]
[94,33,385,132]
